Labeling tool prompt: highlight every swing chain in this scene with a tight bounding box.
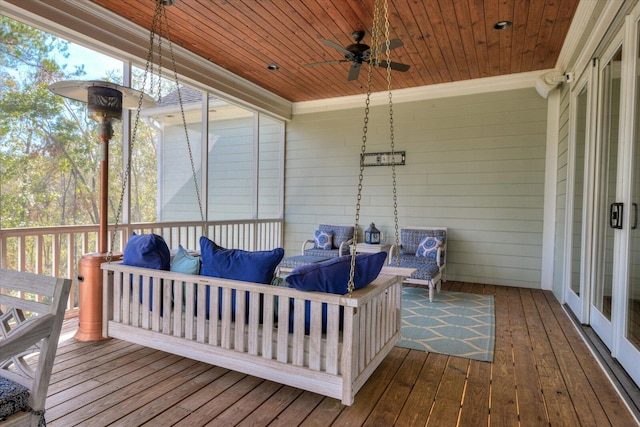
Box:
[348,0,385,294]
[108,0,207,262]
[382,0,401,262]
[108,0,163,262]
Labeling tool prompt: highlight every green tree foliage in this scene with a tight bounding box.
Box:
[0,16,158,229]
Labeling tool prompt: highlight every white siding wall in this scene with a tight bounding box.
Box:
[285,88,548,288]
[160,123,203,221]
[160,116,257,221]
[258,116,283,218]
[208,117,255,220]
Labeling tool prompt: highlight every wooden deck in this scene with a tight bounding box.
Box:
[43,282,639,426]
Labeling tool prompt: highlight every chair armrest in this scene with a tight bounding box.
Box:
[301,239,315,255]
[339,239,354,256]
[437,242,447,267]
[388,244,399,264]
[1,314,55,360]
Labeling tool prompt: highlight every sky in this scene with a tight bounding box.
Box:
[62,42,123,82]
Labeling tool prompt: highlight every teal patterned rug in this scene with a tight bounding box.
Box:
[398,288,495,362]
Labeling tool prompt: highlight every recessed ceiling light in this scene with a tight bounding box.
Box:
[267,64,280,71]
[494,21,512,30]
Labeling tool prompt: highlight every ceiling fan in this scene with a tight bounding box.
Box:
[305,30,410,81]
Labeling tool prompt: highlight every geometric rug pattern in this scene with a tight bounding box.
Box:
[397,287,495,362]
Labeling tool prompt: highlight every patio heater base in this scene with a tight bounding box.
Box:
[75,252,122,341]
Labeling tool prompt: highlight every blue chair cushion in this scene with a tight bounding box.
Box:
[278,255,332,270]
[389,255,441,281]
[318,224,354,250]
[303,247,342,258]
[400,228,446,255]
[0,377,29,423]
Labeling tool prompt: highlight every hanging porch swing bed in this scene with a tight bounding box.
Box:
[101,234,403,406]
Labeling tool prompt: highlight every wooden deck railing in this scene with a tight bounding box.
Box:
[0,219,283,315]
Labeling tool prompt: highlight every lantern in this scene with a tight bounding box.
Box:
[365,223,381,244]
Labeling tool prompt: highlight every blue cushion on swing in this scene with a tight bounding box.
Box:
[171,244,201,275]
[199,236,284,321]
[123,233,170,312]
[286,252,386,334]
[286,252,386,294]
[123,233,170,270]
[199,236,284,284]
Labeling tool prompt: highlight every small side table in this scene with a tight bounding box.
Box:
[353,243,391,263]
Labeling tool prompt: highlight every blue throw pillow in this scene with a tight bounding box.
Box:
[170,245,201,310]
[199,236,284,321]
[199,236,284,284]
[122,233,170,312]
[171,244,201,275]
[416,236,443,260]
[286,252,386,335]
[286,252,386,294]
[123,233,170,270]
[314,230,333,250]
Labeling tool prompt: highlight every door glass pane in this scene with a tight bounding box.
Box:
[571,86,589,295]
[596,46,623,319]
[628,25,640,349]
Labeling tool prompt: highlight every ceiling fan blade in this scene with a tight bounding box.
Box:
[304,59,348,67]
[347,62,361,81]
[321,39,353,56]
[368,38,404,56]
[387,38,404,50]
[375,59,410,72]
[362,38,404,62]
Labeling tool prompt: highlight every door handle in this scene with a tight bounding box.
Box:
[634,203,638,230]
[610,202,624,229]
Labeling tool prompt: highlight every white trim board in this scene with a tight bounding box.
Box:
[292,70,545,115]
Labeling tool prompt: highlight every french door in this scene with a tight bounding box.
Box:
[615,13,640,383]
[590,41,623,349]
[566,8,640,386]
[565,75,592,322]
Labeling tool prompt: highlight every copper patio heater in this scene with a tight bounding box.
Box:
[49,80,154,341]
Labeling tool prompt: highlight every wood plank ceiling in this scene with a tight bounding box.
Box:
[89,0,580,103]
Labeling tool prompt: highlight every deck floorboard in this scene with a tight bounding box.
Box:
[43,282,639,426]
